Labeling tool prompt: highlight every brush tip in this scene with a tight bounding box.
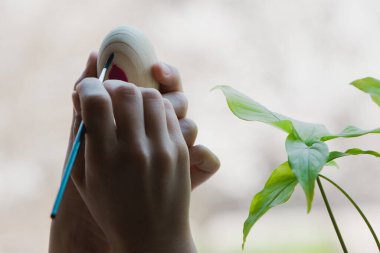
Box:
[104,53,115,69]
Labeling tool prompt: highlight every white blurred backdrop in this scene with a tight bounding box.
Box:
[0,0,380,252]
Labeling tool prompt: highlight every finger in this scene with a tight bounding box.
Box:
[189,145,220,190]
[65,53,97,186]
[164,99,189,180]
[152,62,183,93]
[179,118,197,148]
[76,77,116,146]
[67,52,98,146]
[70,91,86,186]
[74,52,98,89]
[164,99,185,142]
[141,88,169,143]
[64,51,95,167]
[162,92,188,119]
[103,81,145,143]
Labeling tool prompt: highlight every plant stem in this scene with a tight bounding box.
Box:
[317,176,348,253]
[320,174,380,251]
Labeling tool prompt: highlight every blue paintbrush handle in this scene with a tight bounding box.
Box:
[50,52,113,219]
[51,122,85,218]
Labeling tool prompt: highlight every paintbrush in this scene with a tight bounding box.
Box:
[50,53,114,219]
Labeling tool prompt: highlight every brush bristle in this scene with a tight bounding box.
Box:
[104,53,115,70]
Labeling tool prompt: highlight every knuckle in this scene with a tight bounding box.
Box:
[176,140,188,152]
[163,92,188,118]
[163,98,174,111]
[170,66,180,77]
[83,93,110,111]
[102,79,117,90]
[130,145,150,167]
[75,80,86,93]
[114,83,140,98]
[142,88,161,100]
[177,92,188,110]
[171,134,188,153]
[76,77,99,92]
[181,118,198,136]
[176,143,190,165]
[170,66,182,85]
[152,145,175,168]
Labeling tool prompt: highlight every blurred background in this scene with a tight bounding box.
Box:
[1,0,380,252]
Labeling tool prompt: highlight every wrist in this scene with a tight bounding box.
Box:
[110,228,197,253]
[48,180,110,253]
[49,213,110,253]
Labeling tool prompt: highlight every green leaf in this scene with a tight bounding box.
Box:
[292,121,330,145]
[321,125,380,141]
[325,160,339,168]
[213,85,330,143]
[351,77,380,107]
[327,148,380,162]
[212,85,293,132]
[243,162,297,249]
[285,135,329,212]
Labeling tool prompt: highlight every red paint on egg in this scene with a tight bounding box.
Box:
[109,64,128,82]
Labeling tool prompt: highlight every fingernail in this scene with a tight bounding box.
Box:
[161,63,171,76]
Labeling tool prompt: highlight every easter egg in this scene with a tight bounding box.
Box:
[97,26,159,89]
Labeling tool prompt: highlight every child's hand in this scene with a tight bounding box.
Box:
[73,78,195,253]
[49,53,219,253]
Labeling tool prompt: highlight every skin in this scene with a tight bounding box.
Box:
[49,53,220,253]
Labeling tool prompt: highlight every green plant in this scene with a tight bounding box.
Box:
[213,77,380,252]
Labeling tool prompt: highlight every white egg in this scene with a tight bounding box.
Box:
[97,26,159,89]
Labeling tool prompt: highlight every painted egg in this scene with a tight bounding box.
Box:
[97,26,159,89]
